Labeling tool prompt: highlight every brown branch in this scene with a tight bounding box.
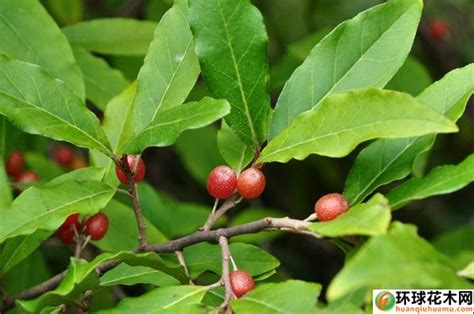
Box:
[201,195,242,231]
[218,236,234,313]
[0,217,315,311]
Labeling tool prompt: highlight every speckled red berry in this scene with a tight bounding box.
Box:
[207,165,237,199]
[56,213,81,244]
[115,155,146,184]
[315,193,349,221]
[5,149,24,177]
[85,212,109,241]
[230,270,255,298]
[15,170,40,184]
[54,145,74,168]
[237,168,266,199]
[429,19,449,40]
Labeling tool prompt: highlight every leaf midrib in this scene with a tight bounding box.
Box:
[162,286,207,309]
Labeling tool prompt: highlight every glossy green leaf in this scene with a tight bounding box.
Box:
[387,154,474,210]
[385,56,432,96]
[433,225,474,270]
[259,89,458,163]
[175,126,225,185]
[327,222,472,301]
[45,167,106,186]
[232,280,321,314]
[0,55,113,157]
[17,251,186,312]
[310,194,391,237]
[127,98,230,154]
[189,0,272,147]
[0,0,85,99]
[269,0,422,138]
[0,180,115,243]
[95,285,209,313]
[62,18,157,56]
[184,242,280,279]
[90,83,137,185]
[93,200,167,252]
[100,263,180,287]
[0,230,50,273]
[217,122,253,173]
[133,2,200,131]
[344,64,474,205]
[72,46,129,111]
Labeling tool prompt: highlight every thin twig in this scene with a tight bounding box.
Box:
[219,236,234,313]
[201,195,242,231]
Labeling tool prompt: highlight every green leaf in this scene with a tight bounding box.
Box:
[93,200,167,252]
[387,154,474,210]
[0,55,113,157]
[229,208,285,244]
[72,46,129,111]
[385,56,432,96]
[42,0,83,26]
[17,251,186,312]
[259,89,458,163]
[184,242,280,279]
[62,18,157,56]
[310,194,391,237]
[133,3,200,131]
[100,263,180,287]
[175,126,226,185]
[457,262,474,280]
[126,97,230,154]
[0,158,12,211]
[344,63,474,205]
[90,83,137,185]
[2,250,52,295]
[45,167,107,186]
[137,183,221,238]
[327,222,472,301]
[0,0,85,99]
[433,225,474,270]
[0,230,50,274]
[24,152,66,182]
[0,180,115,243]
[95,285,209,313]
[269,0,422,139]
[217,122,253,173]
[232,280,321,314]
[189,0,272,147]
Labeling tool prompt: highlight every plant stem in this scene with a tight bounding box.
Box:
[175,250,193,285]
[219,236,234,312]
[201,195,242,231]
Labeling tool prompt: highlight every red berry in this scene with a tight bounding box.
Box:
[314,193,349,222]
[85,212,109,240]
[5,149,24,177]
[115,155,146,184]
[230,270,255,298]
[54,145,74,168]
[207,165,237,199]
[56,213,81,244]
[237,168,266,199]
[429,19,449,40]
[15,170,40,184]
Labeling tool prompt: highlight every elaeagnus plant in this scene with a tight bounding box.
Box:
[0,0,472,313]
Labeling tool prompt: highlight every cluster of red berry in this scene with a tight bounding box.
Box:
[5,149,39,185]
[207,166,266,200]
[57,212,109,244]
